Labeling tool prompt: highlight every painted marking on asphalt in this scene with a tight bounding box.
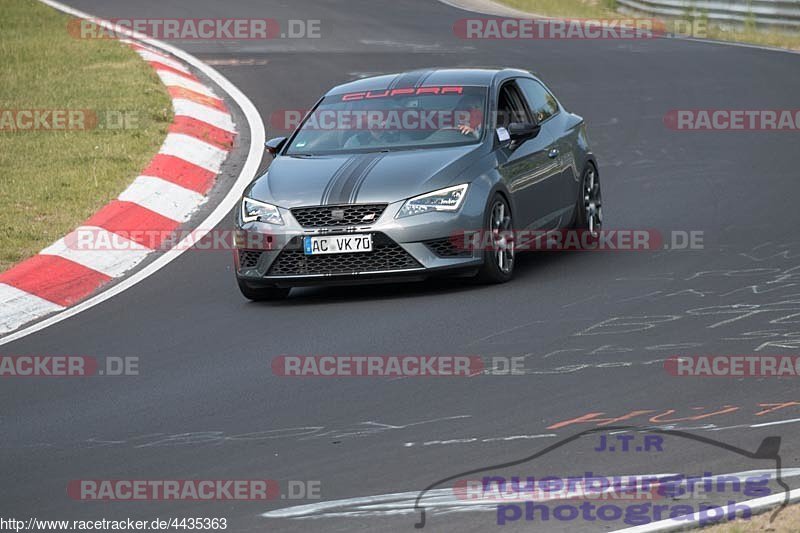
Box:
[750,416,800,428]
[172,98,236,133]
[119,176,206,222]
[158,133,228,174]
[0,283,64,335]
[40,226,151,278]
[404,433,557,447]
[260,468,800,520]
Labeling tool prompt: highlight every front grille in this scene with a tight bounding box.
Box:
[290,204,387,228]
[239,250,263,269]
[268,233,421,276]
[424,237,472,258]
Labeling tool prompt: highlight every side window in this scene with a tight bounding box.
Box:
[496,81,532,129]
[517,78,559,124]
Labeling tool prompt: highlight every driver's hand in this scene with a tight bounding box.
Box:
[458,124,475,136]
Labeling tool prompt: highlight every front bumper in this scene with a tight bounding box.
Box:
[234,196,486,287]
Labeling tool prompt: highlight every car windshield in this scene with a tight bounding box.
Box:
[285,86,488,155]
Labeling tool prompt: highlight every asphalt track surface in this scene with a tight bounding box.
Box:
[2,1,800,531]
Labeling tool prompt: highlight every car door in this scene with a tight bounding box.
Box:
[516,77,578,227]
[495,79,560,230]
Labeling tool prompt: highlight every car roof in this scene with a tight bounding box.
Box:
[325,68,531,96]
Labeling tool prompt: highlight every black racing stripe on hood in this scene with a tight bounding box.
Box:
[348,154,385,203]
[320,155,359,205]
[392,69,435,89]
[326,153,385,205]
[415,69,435,87]
[387,73,403,91]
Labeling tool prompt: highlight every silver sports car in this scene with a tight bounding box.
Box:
[234,68,600,300]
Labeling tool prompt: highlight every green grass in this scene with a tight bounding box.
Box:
[0,0,172,272]
[496,0,800,51]
[701,501,800,531]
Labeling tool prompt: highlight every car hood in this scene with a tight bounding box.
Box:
[246,145,484,208]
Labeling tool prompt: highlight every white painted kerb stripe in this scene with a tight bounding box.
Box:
[0,284,64,334]
[172,99,235,133]
[40,226,152,278]
[156,70,218,97]
[135,49,190,73]
[119,39,170,59]
[119,176,205,222]
[158,133,228,173]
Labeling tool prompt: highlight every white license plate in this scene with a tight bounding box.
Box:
[303,234,372,255]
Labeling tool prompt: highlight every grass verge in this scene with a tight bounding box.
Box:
[0,0,172,272]
[496,0,800,51]
[702,501,799,531]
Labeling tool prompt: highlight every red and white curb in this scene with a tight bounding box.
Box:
[0,6,252,338]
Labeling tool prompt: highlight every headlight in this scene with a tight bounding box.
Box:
[241,197,284,225]
[396,184,469,218]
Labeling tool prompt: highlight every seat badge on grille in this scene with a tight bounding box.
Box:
[330,209,345,220]
[361,213,376,222]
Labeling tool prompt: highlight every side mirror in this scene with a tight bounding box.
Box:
[507,122,541,142]
[265,137,287,157]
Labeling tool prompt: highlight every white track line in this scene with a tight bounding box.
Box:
[0,284,64,335]
[612,487,800,532]
[259,468,800,521]
[119,176,206,222]
[0,0,265,346]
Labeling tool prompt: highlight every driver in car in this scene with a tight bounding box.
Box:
[343,114,395,149]
[455,95,484,138]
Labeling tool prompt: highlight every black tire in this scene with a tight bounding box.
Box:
[475,193,515,284]
[237,278,290,301]
[572,163,602,242]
